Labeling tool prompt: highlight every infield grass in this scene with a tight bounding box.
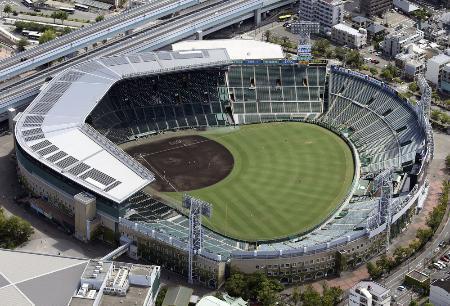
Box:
[167,122,354,241]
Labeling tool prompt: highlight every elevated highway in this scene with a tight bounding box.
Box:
[0,0,199,81]
[0,0,295,121]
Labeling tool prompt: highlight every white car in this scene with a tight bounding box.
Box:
[437,261,447,268]
[434,262,443,270]
[397,285,406,291]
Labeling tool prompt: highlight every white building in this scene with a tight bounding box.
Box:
[299,0,344,32]
[383,27,424,57]
[404,60,426,80]
[430,278,450,306]
[331,23,367,49]
[393,0,419,14]
[425,51,450,86]
[349,281,390,306]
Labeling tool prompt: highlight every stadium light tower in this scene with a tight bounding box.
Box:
[373,168,393,251]
[183,194,212,284]
[290,21,320,61]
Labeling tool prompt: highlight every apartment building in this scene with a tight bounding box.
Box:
[331,23,367,48]
[299,0,344,31]
[383,27,424,57]
[349,281,391,306]
[360,0,392,17]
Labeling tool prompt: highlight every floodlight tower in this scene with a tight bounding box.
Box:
[183,194,212,284]
[373,168,393,251]
[290,21,320,61]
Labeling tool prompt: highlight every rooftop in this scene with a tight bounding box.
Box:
[15,49,231,203]
[333,23,365,36]
[353,281,390,298]
[172,39,283,60]
[406,270,429,283]
[0,249,89,306]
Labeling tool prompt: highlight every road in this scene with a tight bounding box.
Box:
[0,0,197,80]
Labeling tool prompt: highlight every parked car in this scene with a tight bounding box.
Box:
[397,285,406,291]
[371,59,380,64]
[434,262,443,270]
[437,260,447,268]
[441,256,450,263]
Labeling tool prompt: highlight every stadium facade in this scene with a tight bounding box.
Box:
[14,43,432,288]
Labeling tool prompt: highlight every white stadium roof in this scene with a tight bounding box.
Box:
[172,39,284,60]
[15,49,231,203]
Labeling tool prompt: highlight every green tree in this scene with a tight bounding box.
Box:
[321,283,343,306]
[0,208,34,248]
[17,38,29,52]
[50,11,58,24]
[290,286,301,305]
[334,47,347,61]
[58,11,68,24]
[225,272,247,298]
[264,30,271,42]
[95,15,104,22]
[408,82,418,92]
[39,29,56,44]
[257,279,280,306]
[409,300,419,306]
[416,227,433,245]
[301,285,321,306]
[446,154,450,171]
[367,261,383,279]
[369,67,378,76]
[155,287,167,306]
[3,4,12,17]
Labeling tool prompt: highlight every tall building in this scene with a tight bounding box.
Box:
[349,281,391,306]
[360,0,392,17]
[430,278,450,306]
[299,0,344,31]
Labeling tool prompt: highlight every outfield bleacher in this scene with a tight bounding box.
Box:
[228,64,326,124]
[322,69,424,173]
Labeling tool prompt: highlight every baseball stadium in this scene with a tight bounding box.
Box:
[13,40,433,288]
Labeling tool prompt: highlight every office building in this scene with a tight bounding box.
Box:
[299,0,344,31]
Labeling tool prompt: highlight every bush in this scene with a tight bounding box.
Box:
[0,208,34,248]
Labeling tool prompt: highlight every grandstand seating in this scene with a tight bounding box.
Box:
[322,71,424,173]
[115,64,426,259]
[228,64,326,124]
[89,69,230,144]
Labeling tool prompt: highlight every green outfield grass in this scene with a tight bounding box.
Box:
[167,122,355,241]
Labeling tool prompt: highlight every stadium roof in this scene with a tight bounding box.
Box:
[0,249,89,306]
[172,39,284,60]
[15,49,231,203]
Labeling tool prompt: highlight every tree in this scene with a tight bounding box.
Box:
[95,15,104,22]
[301,285,321,306]
[416,227,433,245]
[408,82,418,92]
[155,287,167,306]
[50,11,58,24]
[312,38,331,57]
[281,36,290,49]
[58,11,68,24]
[257,279,280,306]
[17,38,29,52]
[370,67,378,76]
[321,283,343,306]
[39,29,56,44]
[446,154,450,172]
[225,272,247,298]
[264,30,271,42]
[0,208,34,249]
[409,300,418,306]
[3,4,12,17]
[290,286,301,306]
[367,262,382,279]
[334,47,347,61]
